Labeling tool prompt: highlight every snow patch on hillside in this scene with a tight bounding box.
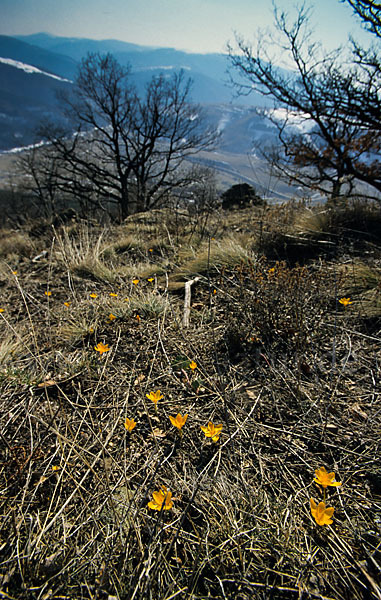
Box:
[1,141,45,155]
[217,114,230,133]
[134,65,191,71]
[268,108,314,133]
[0,57,71,82]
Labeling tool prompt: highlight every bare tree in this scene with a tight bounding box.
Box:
[229,3,381,201]
[37,53,217,219]
[342,0,381,37]
[16,144,63,219]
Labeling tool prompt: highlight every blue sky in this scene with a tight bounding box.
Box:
[0,0,374,54]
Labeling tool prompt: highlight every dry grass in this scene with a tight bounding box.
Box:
[294,199,381,245]
[0,206,380,600]
[167,235,253,291]
[0,229,36,261]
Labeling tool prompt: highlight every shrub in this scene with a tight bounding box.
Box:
[221,183,264,210]
[295,199,381,244]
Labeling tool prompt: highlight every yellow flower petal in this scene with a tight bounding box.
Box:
[146,390,163,405]
[313,466,342,488]
[339,297,353,306]
[201,421,222,441]
[169,413,188,430]
[94,342,110,354]
[148,486,173,511]
[124,417,137,431]
[310,498,334,526]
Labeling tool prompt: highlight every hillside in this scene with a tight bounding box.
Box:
[0,35,77,79]
[0,200,380,599]
[10,32,269,107]
[0,33,291,197]
[0,59,71,150]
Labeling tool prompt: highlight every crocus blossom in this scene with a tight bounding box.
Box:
[310,498,334,526]
[314,467,342,489]
[94,342,110,354]
[201,421,223,442]
[124,417,137,431]
[169,413,188,431]
[148,485,173,511]
[146,390,163,405]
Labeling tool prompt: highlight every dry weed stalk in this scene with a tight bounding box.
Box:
[0,207,380,600]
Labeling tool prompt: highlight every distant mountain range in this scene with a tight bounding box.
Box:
[0,33,297,197]
[2,32,271,106]
[0,36,74,150]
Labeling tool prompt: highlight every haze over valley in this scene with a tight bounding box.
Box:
[0,33,301,199]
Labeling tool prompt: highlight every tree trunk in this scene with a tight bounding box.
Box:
[120,189,130,220]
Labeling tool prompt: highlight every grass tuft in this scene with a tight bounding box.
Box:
[0,201,380,600]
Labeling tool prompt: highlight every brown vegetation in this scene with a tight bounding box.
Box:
[0,201,380,599]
